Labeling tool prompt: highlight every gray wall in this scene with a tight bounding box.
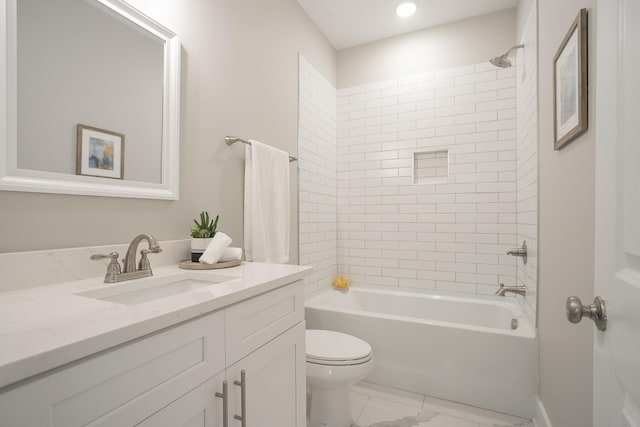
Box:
[0,0,336,256]
[336,8,516,89]
[538,0,595,426]
[516,0,535,38]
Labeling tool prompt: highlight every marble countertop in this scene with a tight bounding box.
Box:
[0,262,312,390]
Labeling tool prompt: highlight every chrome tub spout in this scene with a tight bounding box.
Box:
[495,284,527,297]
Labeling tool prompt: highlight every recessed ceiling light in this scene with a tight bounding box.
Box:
[396,2,417,18]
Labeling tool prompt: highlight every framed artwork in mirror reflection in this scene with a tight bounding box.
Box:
[76,124,125,179]
[553,8,588,150]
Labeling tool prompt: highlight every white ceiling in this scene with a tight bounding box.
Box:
[296,0,518,50]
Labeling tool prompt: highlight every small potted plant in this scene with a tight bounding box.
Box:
[190,211,219,261]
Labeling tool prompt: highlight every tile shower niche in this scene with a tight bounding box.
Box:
[413,150,449,184]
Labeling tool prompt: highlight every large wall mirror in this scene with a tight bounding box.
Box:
[0,0,180,199]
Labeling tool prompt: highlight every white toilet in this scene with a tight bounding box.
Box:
[306,329,374,427]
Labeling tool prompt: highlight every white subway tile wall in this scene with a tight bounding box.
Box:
[298,56,338,295]
[515,6,539,322]
[299,55,537,314]
[337,63,518,295]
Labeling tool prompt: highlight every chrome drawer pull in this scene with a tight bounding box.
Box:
[215,380,229,427]
[234,370,247,427]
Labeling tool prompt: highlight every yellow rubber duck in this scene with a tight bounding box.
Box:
[333,276,350,290]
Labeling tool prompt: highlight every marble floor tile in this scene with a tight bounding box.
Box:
[342,382,533,427]
[421,395,527,426]
[352,382,424,409]
[352,390,370,421]
[424,414,480,427]
[355,397,427,426]
[479,423,534,427]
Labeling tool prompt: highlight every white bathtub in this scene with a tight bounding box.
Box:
[305,287,537,417]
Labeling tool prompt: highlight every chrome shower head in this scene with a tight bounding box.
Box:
[490,55,513,68]
[489,44,524,68]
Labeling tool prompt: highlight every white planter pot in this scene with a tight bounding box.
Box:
[191,237,213,252]
[190,237,213,262]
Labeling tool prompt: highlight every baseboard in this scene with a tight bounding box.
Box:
[534,396,552,427]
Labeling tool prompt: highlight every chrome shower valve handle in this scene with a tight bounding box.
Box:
[506,241,528,265]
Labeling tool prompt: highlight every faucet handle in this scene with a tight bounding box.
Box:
[138,246,161,273]
[91,252,121,283]
[138,249,153,272]
[506,240,527,264]
[90,252,119,262]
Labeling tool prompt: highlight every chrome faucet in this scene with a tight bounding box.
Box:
[495,283,527,297]
[91,234,162,283]
[123,233,162,273]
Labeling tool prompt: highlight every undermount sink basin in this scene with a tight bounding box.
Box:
[76,271,237,305]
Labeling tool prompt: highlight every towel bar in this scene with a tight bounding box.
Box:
[225,136,298,162]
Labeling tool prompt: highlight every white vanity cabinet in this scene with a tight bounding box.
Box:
[0,281,306,427]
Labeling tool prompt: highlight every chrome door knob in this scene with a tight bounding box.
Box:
[566,296,607,331]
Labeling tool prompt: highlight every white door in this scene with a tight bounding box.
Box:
[593,0,640,426]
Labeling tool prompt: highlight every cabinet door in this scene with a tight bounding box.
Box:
[136,372,226,427]
[226,322,306,427]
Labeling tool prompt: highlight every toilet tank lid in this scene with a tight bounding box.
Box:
[306,329,372,361]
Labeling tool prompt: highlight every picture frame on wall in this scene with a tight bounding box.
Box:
[553,8,588,150]
[76,124,125,179]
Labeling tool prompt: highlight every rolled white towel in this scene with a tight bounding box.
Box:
[199,232,232,264]
[220,247,243,262]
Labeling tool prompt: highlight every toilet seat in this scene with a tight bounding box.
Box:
[306,353,373,366]
[306,330,372,366]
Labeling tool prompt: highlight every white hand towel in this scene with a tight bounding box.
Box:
[199,232,232,264]
[220,247,243,262]
[244,140,290,263]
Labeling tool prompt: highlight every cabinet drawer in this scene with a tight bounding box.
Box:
[136,371,226,427]
[225,281,304,365]
[0,311,225,427]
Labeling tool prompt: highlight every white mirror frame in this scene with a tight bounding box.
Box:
[0,0,180,200]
